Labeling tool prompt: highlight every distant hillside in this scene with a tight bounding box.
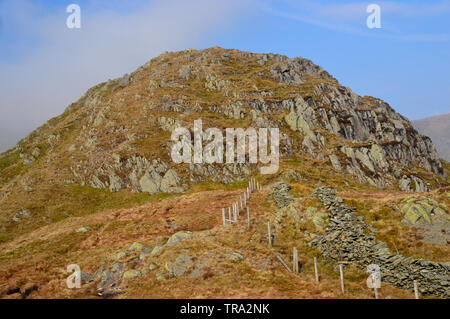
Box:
[412,113,450,161]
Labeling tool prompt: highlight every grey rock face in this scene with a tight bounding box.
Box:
[81,260,106,284]
[398,175,430,192]
[329,154,342,171]
[276,75,444,188]
[310,187,450,298]
[119,73,131,87]
[178,65,192,80]
[97,262,125,297]
[165,254,193,277]
[270,57,333,85]
[79,156,184,195]
[157,116,181,132]
[23,156,35,165]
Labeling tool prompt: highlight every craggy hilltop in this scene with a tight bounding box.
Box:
[0,47,448,299]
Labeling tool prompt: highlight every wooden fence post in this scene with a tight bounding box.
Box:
[314,257,319,282]
[293,248,298,273]
[339,264,345,294]
[413,280,419,299]
[244,193,247,207]
[247,207,250,229]
[222,208,226,225]
[228,207,231,221]
[240,195,243,210]
[267,222,272,247]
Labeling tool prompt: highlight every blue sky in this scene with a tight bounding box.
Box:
[0,0,449,151]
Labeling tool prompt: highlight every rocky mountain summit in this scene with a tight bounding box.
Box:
[0,47,448,299]
[1,47,446,201]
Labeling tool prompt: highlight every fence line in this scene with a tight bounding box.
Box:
[216,178,415,298]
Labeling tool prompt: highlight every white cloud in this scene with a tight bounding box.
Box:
[0,0,254,152]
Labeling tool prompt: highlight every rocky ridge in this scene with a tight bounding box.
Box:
[2,47,446,203]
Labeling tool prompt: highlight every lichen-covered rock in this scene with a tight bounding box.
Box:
[123,270,141,280]
[165,254,193,277]
[139,248,152,260]
[400,197,447,225]
[160,169,183,193]
[155,271,166,281]
[150,245,164,257]
[178,65,192,80]
[167,231,193,246]
[97,262,125,297]
[399,197,449,245]
[312,211,329,230]
[225,252,244,262]
[158,117,181,132]
[115,252,128,262]
[128,242,145,252]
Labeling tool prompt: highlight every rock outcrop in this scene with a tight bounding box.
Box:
[400,196,449,245]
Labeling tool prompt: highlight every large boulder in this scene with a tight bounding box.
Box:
[165,254,193,277]
[167,231,193,246]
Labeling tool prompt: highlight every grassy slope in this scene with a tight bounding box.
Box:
[0,186,422,299]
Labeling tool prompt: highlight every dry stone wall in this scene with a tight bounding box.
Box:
[309,187,450,298]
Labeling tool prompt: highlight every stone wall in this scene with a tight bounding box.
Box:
[309,187,449,298]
